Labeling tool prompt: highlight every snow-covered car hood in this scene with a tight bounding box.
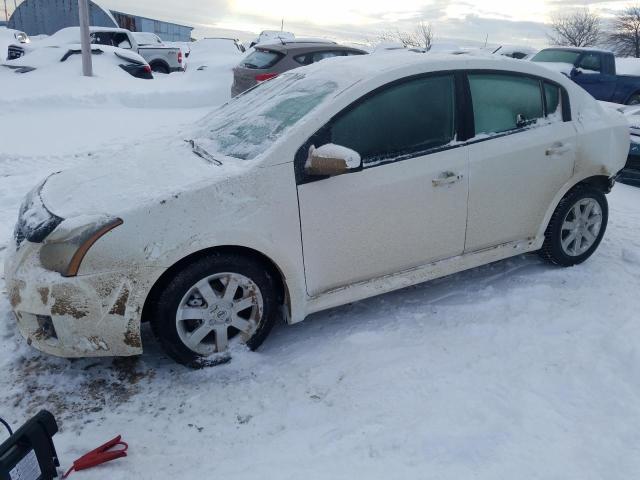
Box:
[39,139,255,220]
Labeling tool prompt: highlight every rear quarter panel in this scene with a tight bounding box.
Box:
[612,75,640,104]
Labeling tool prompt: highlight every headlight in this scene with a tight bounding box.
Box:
[14,180,64,246]
[39,216,123,277]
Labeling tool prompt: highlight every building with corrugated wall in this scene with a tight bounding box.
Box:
[8,0,193,41]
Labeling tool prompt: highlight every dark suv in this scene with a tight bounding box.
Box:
[231,40,366,96]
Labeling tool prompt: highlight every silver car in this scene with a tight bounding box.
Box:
[231,40,366,96]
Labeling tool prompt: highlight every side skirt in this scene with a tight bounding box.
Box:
[302,236,543,318]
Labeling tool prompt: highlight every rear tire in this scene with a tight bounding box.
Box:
[150,63,170,74]
[150,252,279,365]
[627,93,640,105]
[539,185,608,267]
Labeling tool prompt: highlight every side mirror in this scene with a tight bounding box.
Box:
[118,41,132,50]
[305,144,362,177]
[570,67,580,77]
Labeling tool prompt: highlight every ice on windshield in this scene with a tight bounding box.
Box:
[194,74,338,160]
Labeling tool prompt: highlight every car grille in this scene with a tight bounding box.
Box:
[7,45,25,61]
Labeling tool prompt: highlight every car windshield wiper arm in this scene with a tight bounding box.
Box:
[187,140,222,166]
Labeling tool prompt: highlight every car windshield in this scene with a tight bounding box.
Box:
[532,49,581,64]
[193,73,338,160]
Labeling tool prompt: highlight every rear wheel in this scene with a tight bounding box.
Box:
[150,62,170,74]
[627,93,640,105]
[150,252,278,365]
[540,186,608,267]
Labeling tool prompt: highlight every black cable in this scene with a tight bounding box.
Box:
[0,416,13,436]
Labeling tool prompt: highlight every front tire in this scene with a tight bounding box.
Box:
[150,252,278,365]
[540,185,608,267]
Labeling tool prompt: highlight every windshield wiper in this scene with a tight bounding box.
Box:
[243,62,259,68]
[187,139,222,166]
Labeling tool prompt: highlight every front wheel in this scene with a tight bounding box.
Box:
[150,252,279,365]
[539,186,608,267]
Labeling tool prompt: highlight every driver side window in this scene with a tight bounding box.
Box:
[328,74,456,165]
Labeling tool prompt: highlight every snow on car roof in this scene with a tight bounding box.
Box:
[296,50,572,88]
[542,46,614,54]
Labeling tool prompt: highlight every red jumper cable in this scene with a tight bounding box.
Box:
[62,435,128,478]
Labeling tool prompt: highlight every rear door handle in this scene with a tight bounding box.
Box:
[432,171,464,187]
[546,142,573,156]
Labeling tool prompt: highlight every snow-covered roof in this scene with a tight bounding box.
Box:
[297,50,571,89]
[544,46,613,54]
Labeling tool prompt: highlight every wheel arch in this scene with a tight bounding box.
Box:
[141,245,292,326]
[149,59,170,72]
[537,174,613,240]
[625,90,640,105]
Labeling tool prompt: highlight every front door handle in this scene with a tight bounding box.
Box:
[546,142,573,156]
[432,171,464,187]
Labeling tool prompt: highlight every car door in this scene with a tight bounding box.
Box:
[464,72,577,252]
[572,52,617,101]
[296,73,469,296]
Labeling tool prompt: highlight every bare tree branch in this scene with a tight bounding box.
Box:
[376,21,434,50]
[608,5,640,58]
[547,9,601,47]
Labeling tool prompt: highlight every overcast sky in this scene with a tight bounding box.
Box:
[7,0,635,47]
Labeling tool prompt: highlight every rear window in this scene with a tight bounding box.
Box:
[531,49,581,64]
[241,49,283,69]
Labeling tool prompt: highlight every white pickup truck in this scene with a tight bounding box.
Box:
[88,27,184,74]
[7,26,184,73]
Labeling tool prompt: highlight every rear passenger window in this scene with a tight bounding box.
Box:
[469,73,543,135]
[330,74,456,164]
[295,51,344,65]
[544,82,561,116]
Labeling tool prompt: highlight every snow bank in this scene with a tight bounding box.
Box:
[0,41,238,110]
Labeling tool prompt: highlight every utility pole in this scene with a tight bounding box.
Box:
[4,0,8,22]
[77,0,93,77]
[281,18,284,31]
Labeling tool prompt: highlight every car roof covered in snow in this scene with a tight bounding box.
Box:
[540,46,614,55]
[294,50,575,92]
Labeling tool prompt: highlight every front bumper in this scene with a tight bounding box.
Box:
[4,237,164,358]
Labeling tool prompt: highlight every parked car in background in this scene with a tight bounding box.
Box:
[250,30,295,48]
[1,27,29,60]
[1,44,152,79]
[603,103,640,186]
[531,47,640,105]
[7,27,184,74]
[492,45,537,59]
[187,38,244,72]
[231,40,366,96]
[5,53,628,364]
[87,28,183,74]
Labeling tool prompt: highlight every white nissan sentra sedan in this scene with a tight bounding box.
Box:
[5,53,629,364]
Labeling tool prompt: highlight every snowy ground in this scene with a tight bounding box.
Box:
[2,48,640,479]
